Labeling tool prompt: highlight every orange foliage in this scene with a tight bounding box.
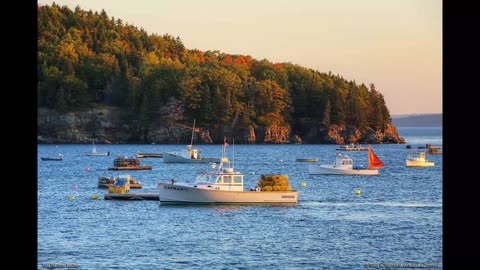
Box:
[272,63,284,71]
[223,55,232,64]
[233,56,253,69]
[195,50,205,63]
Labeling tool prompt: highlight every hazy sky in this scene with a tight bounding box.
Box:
[38,0,442,115]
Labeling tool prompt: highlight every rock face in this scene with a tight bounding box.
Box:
[38,106,131,143]
[362,124,406,144]
[37,106,405,144]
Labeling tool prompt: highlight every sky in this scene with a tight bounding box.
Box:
[38,0,442,115]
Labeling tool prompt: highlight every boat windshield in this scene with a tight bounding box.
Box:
[195,173,213,183]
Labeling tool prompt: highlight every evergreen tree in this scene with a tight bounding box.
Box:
[37,4,395,133]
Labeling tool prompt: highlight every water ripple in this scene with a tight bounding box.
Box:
[38,130,443,269]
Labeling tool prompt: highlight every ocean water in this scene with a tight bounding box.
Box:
[38,127,442,269]
[397,126,442,145]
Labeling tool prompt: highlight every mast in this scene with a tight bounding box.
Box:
[190,119,196,148]
[223,137,226,159]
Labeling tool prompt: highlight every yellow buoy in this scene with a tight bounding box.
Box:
[92,194,99,200]
[69,195,75,201]
[355,189,361,195]
[301,182,307,187]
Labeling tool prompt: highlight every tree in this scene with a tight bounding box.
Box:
[321,99,331,126]
[37,4,395,134]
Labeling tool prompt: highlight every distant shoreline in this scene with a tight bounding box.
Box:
[391,114,442,127]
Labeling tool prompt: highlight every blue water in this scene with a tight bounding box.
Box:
[397,126,442,145]
[38,127,442,269]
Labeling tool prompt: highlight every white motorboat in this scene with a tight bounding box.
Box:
[158,145,298,205]
[162,120,227,163]
[162,145,224,163]
[406,152,434,167]
[41,154,64,161]
[308,146,384,175]
[85,139,110,156]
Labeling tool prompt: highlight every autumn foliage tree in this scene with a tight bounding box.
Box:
[38,4,393,134]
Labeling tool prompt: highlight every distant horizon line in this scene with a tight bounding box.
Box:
[391,113,442,118]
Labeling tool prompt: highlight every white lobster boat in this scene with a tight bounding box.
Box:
[162,145,223,163]
[158,146,298,205]
[85,139,110,156]
[162,120,226,163]
[308,146,384,175]
[406,152,434,167]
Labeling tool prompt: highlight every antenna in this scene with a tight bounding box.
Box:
[223,137,226,159]
[190,119,196,147]
[232,138,235,171]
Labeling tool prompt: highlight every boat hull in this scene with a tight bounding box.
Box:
[308,164,378,175]
[406,160,434,167]
[99,183,142,189]
[296,158,319,162]
[108,166,152,170]
[136,153,163,158]
[162,152,219,163]
[335,148,368,151]
[86,153,109,156]
[41,157,63,161]
[158,183,298,204]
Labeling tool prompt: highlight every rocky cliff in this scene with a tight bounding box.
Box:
[38,106,404,144]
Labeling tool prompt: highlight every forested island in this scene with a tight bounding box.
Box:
[392,114,442,127]
[37,4,404,144]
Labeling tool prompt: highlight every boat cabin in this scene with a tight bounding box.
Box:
[194,167,244,191]
[408,152,427,161]
[189,147,200,159]
[334,153,353,168]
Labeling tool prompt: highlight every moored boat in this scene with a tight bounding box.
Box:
[98,175,142,189]
[108,156,152,170]
[336,143,369,151]
[136,152,163,158]
[85,139,110,156]
[427,146,443,155]
[308,146,384,175]
[296,158,319,162]
[108,176,131,194]
[41,154,64,161]
[162,119,227,164]
[158,144,298,205]
[406,152,434,167]
[162,146,224,163]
